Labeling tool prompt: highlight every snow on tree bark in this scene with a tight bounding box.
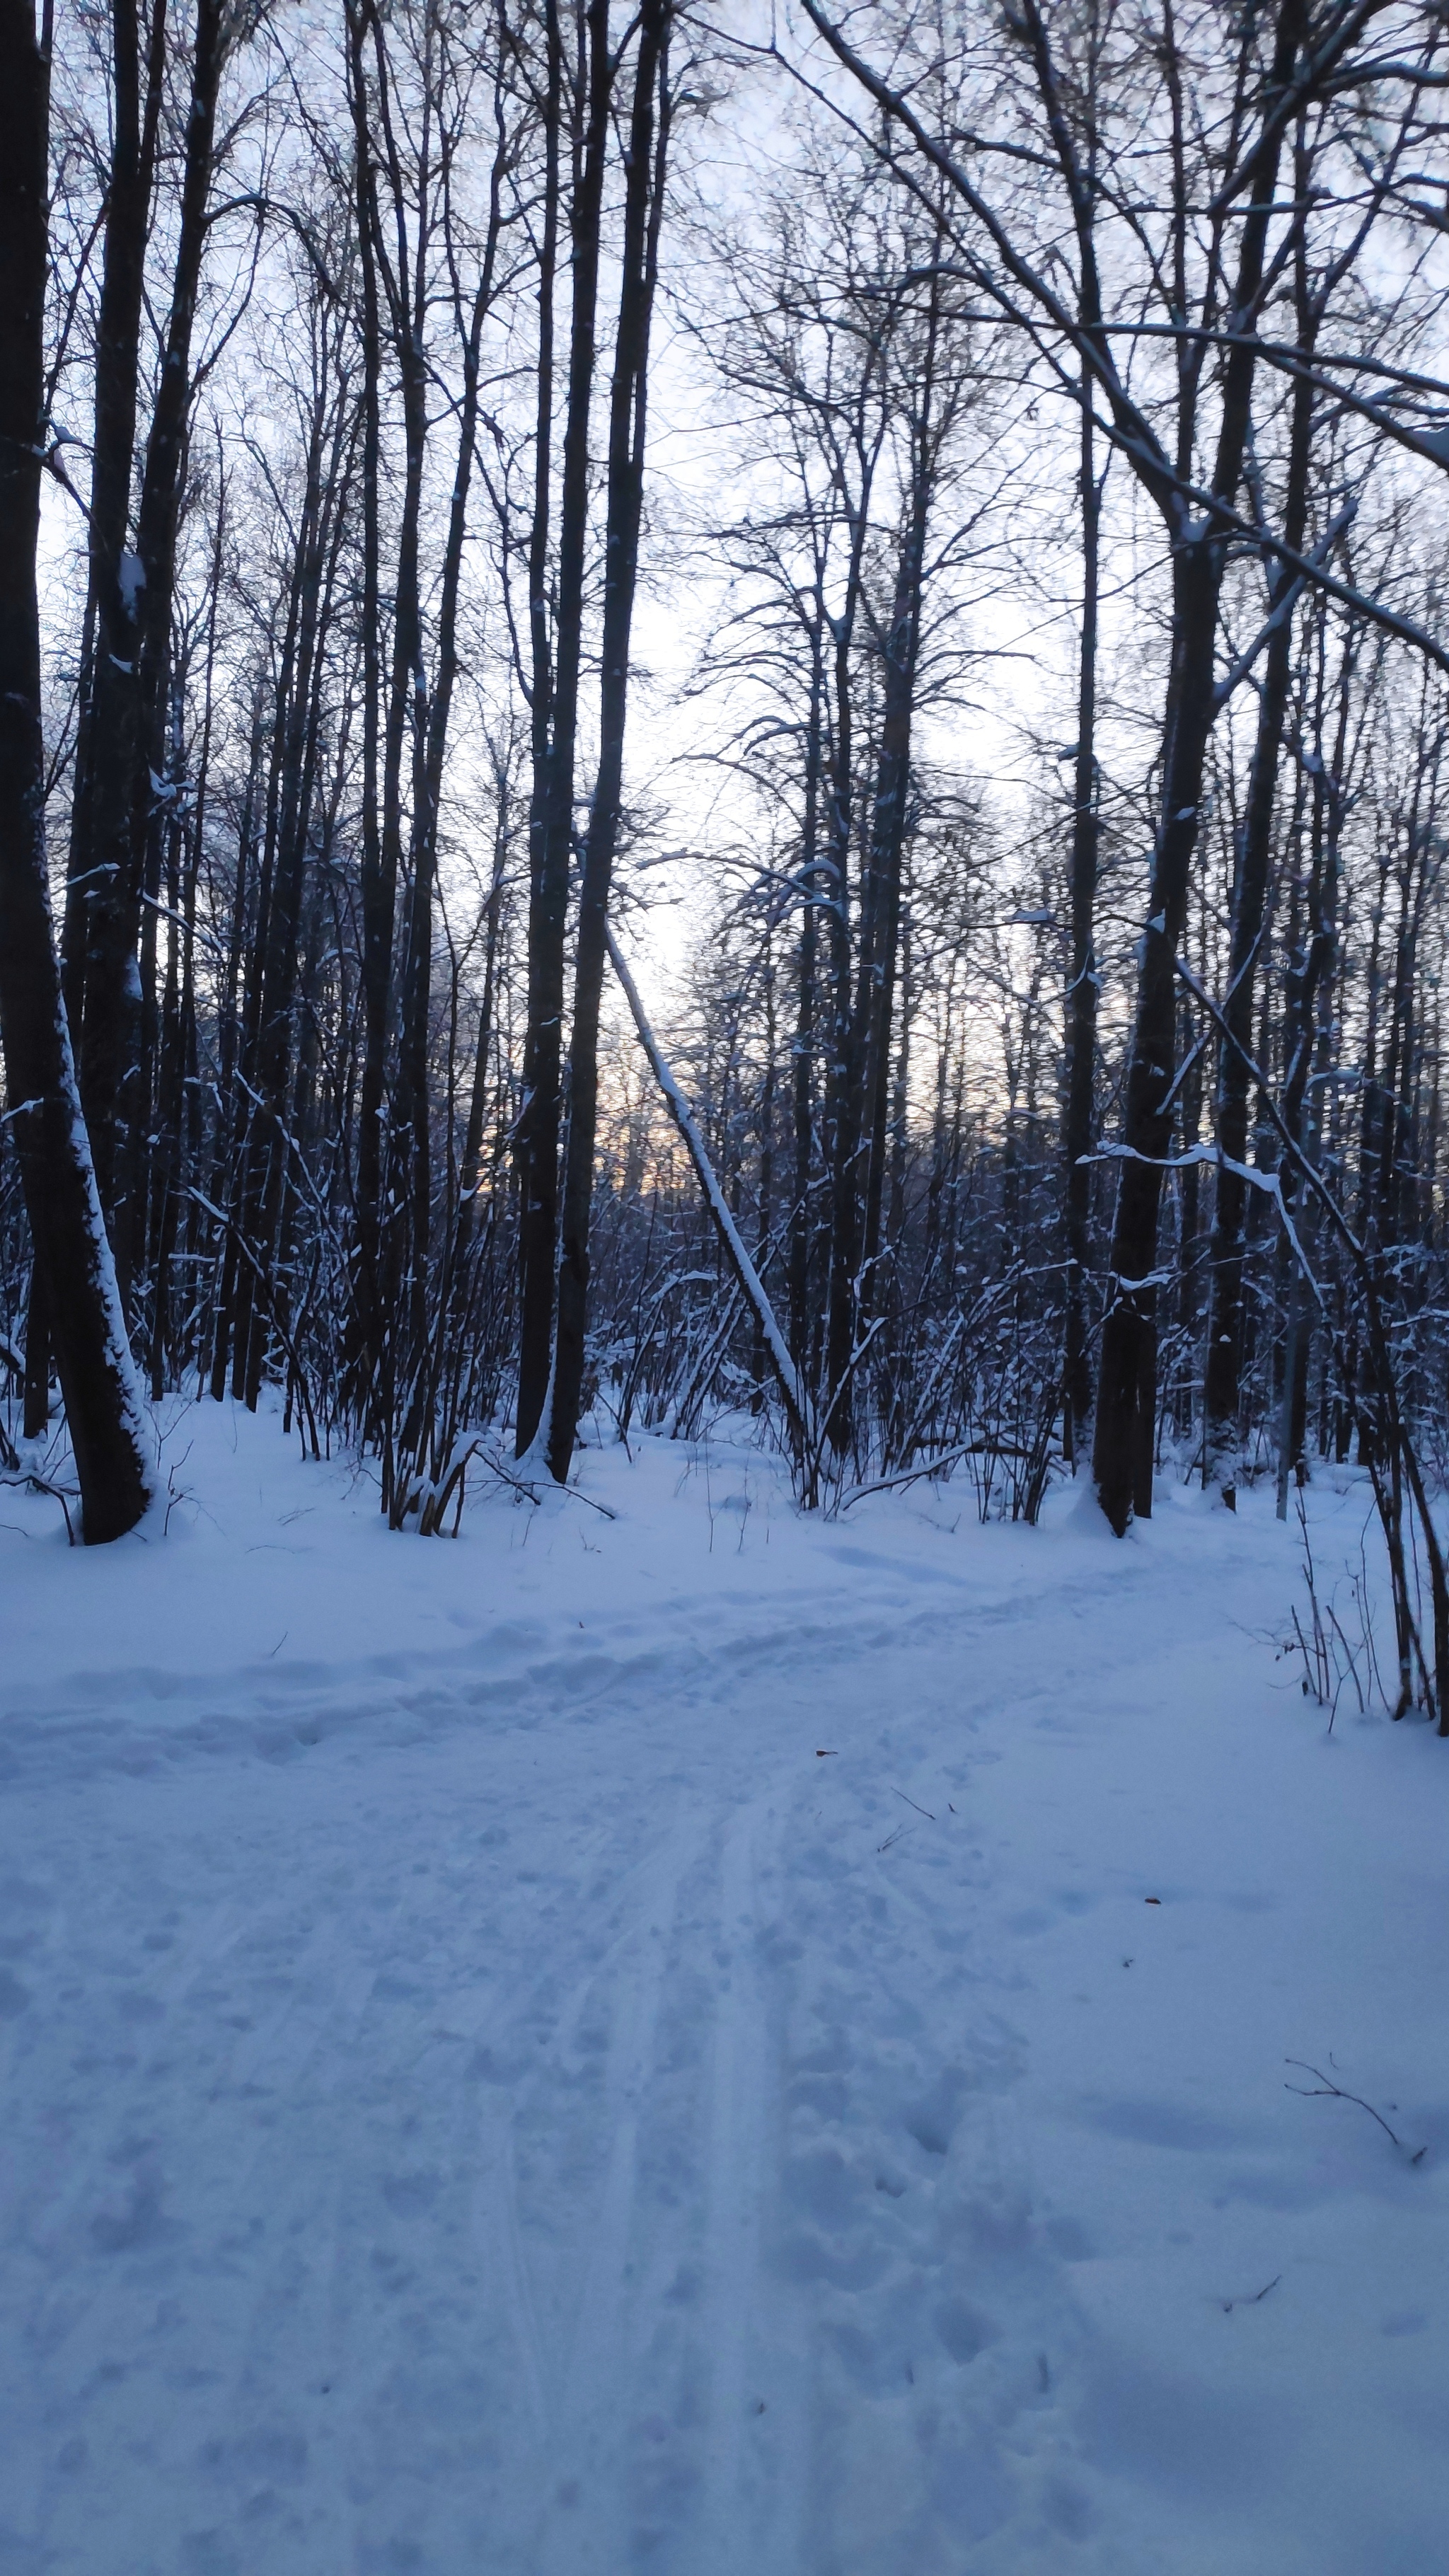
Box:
[0,0,151,1542]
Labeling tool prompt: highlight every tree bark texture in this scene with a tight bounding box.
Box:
[515,0,612,1458]
[1092,0,1305,1533]
[548,0,673,1480]
[0,0,150,1542]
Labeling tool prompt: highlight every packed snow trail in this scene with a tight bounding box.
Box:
[2,1404,1447,2574]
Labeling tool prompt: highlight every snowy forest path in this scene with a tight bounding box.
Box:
[4,1414,1448,2575]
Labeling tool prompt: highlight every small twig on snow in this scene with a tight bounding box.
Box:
[1285,2059,1426,2163]
[1221,2274,1281,2314]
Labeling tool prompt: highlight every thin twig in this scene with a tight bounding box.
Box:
[476,1445,618,1520]
[1285,2059,1426,2162]
[1221,2274,1281,2314]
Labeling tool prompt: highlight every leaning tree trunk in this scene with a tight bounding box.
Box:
[0,0,150,1543]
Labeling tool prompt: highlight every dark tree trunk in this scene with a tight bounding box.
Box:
[511,0,562,1452]
[62,0,166,1047]
[818,446,874,1451]
[22,1256,49,1438]
[347,0,393,1424]
[548,0,672,1480]
[1092,0,1304,1533]
[752,936,778,1408]
[1202,287,1315,1500]
[1063,384,1101,1466]
[364,0,437,1462]
[822,269,940,1457]
[393,62,512,1459]
[0,0,149,1543]
[1092,545,1228,1530]
[238,390,353,1413]
[515,0,611,1457]
[148,670,187,1397]
[788,656,824,1371]
[858,313,938,1307]
[79,0,224,1271]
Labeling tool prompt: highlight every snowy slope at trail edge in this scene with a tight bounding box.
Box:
[1,1397,1447,2576]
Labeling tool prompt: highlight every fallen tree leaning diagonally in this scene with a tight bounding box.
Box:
[606,925,817,1469]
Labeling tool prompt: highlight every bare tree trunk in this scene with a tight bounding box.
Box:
[239,383,354,1411]
[393,40,512,1453]
[548,0,672,1479]
[1092,0,1305,1533]
[365,0,439,1457]
[819,432,876,1450]
[0,0,149,1543]
[789,656,824,1370]
[858,337,937,1305]
[1063,380,1101,1467]
[62,0,166,1046]
[79,0,226,1269]
[22,1254,49,1438]
[516,0,612,1457]
[1203,219,1315,1501]
[348,0,393,1428]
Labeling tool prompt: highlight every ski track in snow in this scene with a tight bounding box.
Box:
[2,1402,1448,2573]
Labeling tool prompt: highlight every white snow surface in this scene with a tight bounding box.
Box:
[2,1400,1447,2574]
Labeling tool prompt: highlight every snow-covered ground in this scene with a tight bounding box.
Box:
[2,1400,1446,2575]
